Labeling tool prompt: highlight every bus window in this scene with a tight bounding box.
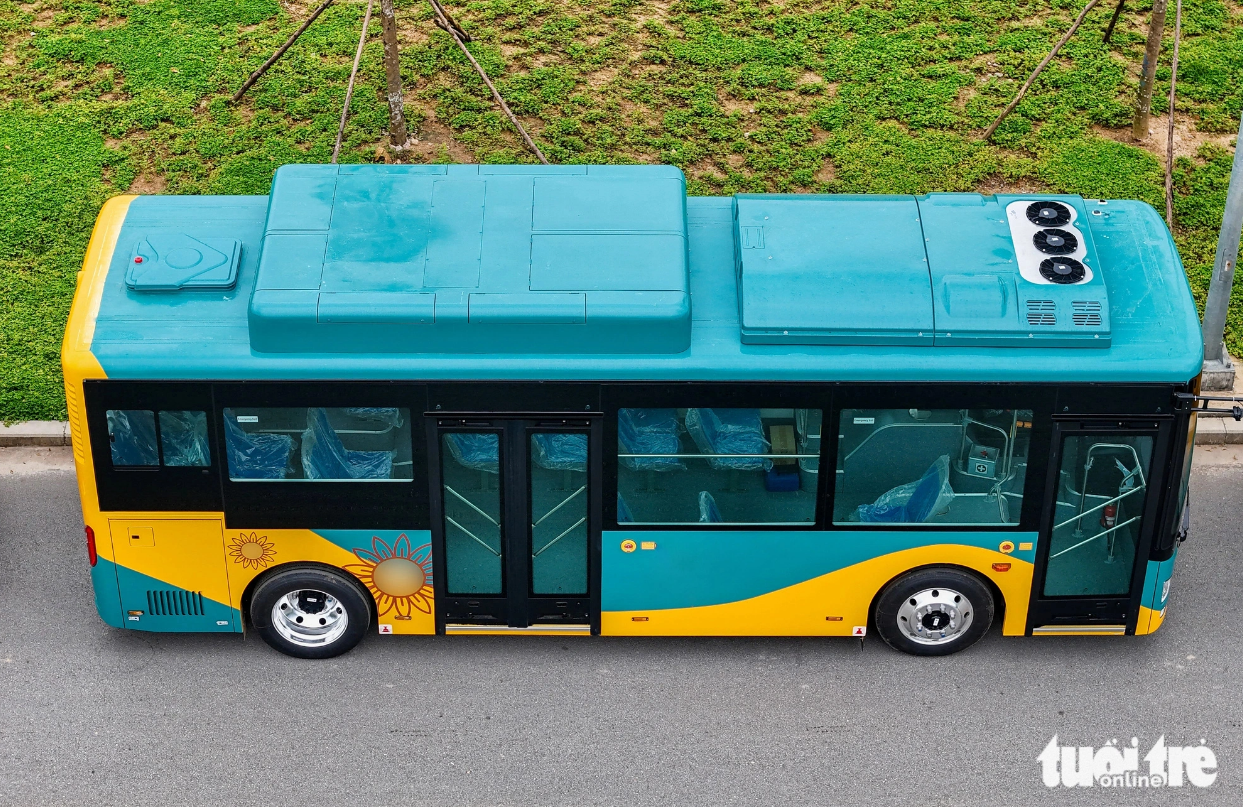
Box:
[106,409,159,466]
[616,407,821,525]
[158,411,211,467]
[223,407,413,482]
[834,408,1032,526]
[1044,434,1154,597]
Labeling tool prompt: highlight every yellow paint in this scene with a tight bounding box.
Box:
[1136,605,1165,635]
[110,518,231,605]
[602,544,1032,637]
[63,195,135,564]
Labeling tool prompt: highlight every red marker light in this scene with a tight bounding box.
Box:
[85,526,97,567]
[133,256,143,263]
[992,562,1011,572]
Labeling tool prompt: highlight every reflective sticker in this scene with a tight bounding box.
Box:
[1161,579,1171,603]
[215,620,229,626]
[640,541,656,550]
[378,624,393,635]
[852,626,866,637]
[1019,542,1034,551]
[127,615,140,621]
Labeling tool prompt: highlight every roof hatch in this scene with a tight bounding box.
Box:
[248,164,690,354]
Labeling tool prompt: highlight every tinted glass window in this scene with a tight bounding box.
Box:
[616,408,820,525]
[159,410,211,467]
[834,408,1032,526]
[1044,433,1154,597]
[106,409,159,466]
[224,407,413,482]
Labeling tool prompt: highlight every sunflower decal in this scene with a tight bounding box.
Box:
[344,534,433,618]
[229,532,276,570]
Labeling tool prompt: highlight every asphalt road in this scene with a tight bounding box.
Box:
[1,447,1240,806]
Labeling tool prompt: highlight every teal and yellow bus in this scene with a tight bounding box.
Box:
[64,164,1204,658]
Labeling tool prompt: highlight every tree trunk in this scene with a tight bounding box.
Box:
[1132,0,1169,141]
[379,0,409,151]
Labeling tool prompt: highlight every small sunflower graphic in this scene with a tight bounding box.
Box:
[344,534,433,619]
[229,532,276,570]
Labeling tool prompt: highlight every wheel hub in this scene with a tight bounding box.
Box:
[896,587,974,646]
[272,588,349,648]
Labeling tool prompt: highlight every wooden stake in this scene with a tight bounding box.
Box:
[333,0,374,164]
[428,0,549,164]
[1103,0,1126,43]
[231,0,335,104]
[379,0,409,151]
[1132,0,1170,140]
[983,0,1103,141]
[1164,0,1182,227]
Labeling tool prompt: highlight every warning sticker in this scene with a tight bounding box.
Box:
[852,626,867,637]
[378,624,393,635]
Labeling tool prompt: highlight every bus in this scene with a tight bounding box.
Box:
[63,163,1204,659]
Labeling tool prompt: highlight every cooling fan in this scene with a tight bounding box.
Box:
[1033,228,1078,255]
[1038,257,1086,284]
[1026,201,1072,227]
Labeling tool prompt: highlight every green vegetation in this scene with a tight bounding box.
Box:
[1,0,1241,419]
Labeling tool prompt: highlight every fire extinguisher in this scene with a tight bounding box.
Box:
[1101,504,1117,530]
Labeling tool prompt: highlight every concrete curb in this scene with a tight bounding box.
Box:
[3,417,1242,447]
[0,421,71,447]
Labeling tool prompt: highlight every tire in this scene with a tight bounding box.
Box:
[873,567,994,657]
[250,566,372,659]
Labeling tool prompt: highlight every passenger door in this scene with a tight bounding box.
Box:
[428,415,601,633]
[1027,419,1171,633]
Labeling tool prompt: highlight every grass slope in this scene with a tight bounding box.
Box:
[0,0,1241,419]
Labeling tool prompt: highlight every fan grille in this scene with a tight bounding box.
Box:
[1039,257,1086,284]
[1033,228,1079,255]
[1025,201,1072,226]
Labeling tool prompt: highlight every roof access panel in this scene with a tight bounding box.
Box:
[735,195,934,346]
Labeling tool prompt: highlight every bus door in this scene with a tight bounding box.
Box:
[1027,419,1172,634]
[427,415,602,633]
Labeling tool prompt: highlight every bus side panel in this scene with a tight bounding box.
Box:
[1135,550,1178,635]
[221,528,436,636]
[600,530,1035,636]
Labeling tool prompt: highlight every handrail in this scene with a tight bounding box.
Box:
[1054,485,1145,531]
[843,421,961,464]
[444,484,499,527]
[617,452,819,459]
[533,516,586,557]
[1050,515,1142,559]
[445,515,501,556]
[1074,443,1146,534]
[531,485,585,529]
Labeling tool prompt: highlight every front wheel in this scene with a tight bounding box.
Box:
[874,567,994,656]
[250,566,372,659]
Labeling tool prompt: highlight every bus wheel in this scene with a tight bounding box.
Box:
[250,567,371,659]
[874,568,994,657]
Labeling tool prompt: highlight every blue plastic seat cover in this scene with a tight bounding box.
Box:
[107,409,159,466]
[224,413,294,479]
[698,491,724,523]
[685,408,771,471]
[856,455,953,523]
[532,433,587,472]
[445,433,500,473]
[618,408,685,471]
[301,408,394,480]
[617,493,635,524]
[159,410,211,467]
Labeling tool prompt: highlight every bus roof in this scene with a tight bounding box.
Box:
[70,164,1204,384]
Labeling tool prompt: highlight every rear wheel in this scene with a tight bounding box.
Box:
[874,567,994,656]
[250,567,371,659]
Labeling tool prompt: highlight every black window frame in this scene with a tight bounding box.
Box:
[214,381,428,530]
[84,380,223,512]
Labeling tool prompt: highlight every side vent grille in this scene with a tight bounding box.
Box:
[1025,300,1056,326]
[147,589,205,616]
[1072,300,1102,326]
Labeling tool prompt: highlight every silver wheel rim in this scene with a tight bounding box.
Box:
[271,589,349,648]
[896,587,974,646]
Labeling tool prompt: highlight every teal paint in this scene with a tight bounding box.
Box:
[113,562,240,633]
[89,164,1202,383]
[600,529,1037,611]
[1141,549,1179,612]
[312,529,433,561]
[91,556,125,629]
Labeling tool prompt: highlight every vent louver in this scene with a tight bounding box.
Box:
[1072,300,1103,326]
[1025,300,1056,326]
[147,589,205,616]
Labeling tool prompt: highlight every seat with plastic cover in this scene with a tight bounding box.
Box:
[618,408,685,471]
[855,455,954,523]
[698,491,724,523]
[685,408,770,471]
[532,433,587,472]
[224,413,295,479]
[444,433,500,473]
[301,408,394,480]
